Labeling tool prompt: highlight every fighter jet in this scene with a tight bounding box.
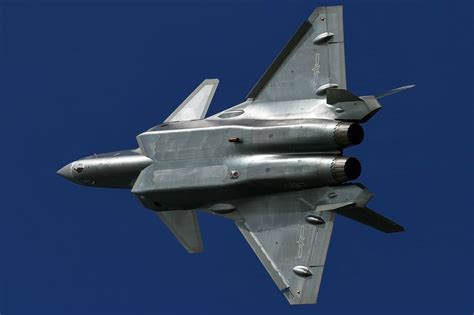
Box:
[58,6,413,304]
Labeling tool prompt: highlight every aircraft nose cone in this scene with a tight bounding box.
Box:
[57,163,73,180]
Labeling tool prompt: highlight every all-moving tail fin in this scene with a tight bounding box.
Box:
[375,84,415,99]
[336,207,405,233]
[309,189,404,233]
[156,210,204,253]
[165,79,219,122]
[325,85,415,122]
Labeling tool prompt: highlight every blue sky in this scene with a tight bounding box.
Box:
[1,0,472,314]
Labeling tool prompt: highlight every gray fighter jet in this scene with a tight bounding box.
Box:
[58,6,413,304]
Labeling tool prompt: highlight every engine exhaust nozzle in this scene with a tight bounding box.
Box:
[335,122,364,147]
[331,157,361,183]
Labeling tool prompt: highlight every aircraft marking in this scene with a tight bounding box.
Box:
[297,225,306,258]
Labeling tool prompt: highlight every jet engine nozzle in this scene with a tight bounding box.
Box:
[331,157,361,183]
[334,122,364,147]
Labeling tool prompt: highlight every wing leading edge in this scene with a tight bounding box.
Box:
[236,210,335,304]
[247,6,345,102]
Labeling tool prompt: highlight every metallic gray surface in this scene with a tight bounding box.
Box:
[58,5,412,305]
[164,79,218,123]
[57,149,152,188]
[156,210,203,253]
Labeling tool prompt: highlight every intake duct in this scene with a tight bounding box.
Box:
[331,157,361,183]
[334,122,364,147]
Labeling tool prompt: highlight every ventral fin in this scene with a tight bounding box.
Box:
[165,79,219,122]
[156,210,204,253]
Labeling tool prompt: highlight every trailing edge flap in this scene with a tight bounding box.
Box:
[156,210,204,253]
[336,207,405,233]
[164,79,219,122]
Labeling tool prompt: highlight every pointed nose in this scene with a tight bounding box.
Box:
[57,163,73,180]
